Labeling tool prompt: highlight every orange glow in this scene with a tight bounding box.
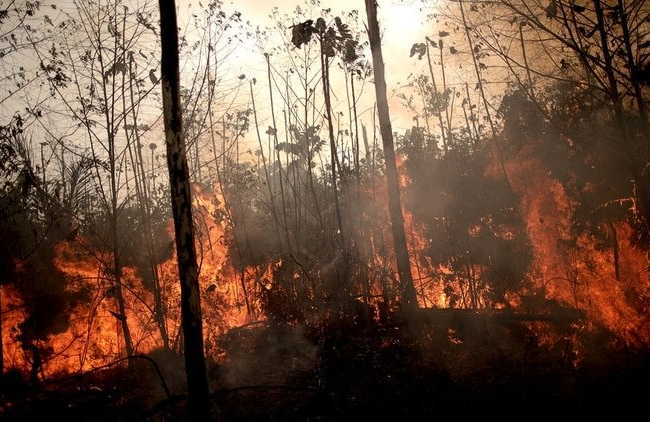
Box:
[3,149,649,377]
[504,149,650,346]
[1,182,269,375]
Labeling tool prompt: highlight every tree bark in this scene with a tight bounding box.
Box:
[364,0,417,310]
[158,1,211,419]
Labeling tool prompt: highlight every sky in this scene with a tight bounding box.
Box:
[211,0,438,131]
[1,0,444,170]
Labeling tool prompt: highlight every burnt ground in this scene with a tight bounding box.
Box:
[1,309,648,421]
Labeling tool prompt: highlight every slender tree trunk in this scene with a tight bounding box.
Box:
[110,210,134,358]
[124,31,169,350]
[462,100,474,145]
[362,123,371,163]
[364,0,417,310]
[250,81,285,247]
[617,0,647,126]
[519,24,534,98]
[425,40,449,153]
[265,54,292,253]
[93,8,134,359]
[107,84,133,361]
[158,1,211,419]
[439,41,454,148]
[320,41,344,243]
[301,57,324,232]
[351,74,361,182]
[465,83,479,143]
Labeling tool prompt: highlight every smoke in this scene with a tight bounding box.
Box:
[217,322,317,388]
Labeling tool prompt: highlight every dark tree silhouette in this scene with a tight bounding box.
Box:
[158,0,211,419]
[364,0,417,310]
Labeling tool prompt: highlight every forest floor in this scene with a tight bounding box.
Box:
[1,309,648,420]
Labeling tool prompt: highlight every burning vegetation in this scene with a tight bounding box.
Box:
[1,0,649,420]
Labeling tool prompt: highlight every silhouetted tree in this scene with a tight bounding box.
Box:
[364,0,417,310]
[158,0,211,419]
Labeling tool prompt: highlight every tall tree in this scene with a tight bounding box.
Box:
[364,0,417,310]
[158,0,211,419]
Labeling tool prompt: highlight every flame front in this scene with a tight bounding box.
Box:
[2,150,649,377]
[1,183,269,376]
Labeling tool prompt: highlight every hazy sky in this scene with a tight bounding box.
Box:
[1,0,443,166]
[214,0,437,130]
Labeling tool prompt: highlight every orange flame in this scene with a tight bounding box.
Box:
[1,183,267,376]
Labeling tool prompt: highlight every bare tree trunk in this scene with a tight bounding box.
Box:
[158,1,211,419]
[362,123,371,163]
[465,83,479,143]
[106,70,133,361]
[92,7,134,360]
[320,40,345,243]
[519,24,534,98]
[250,81,285,248]
[364,0,417,310]
[439,40,454,148]
[122,19,169,350]
[351,74,361,181]
[617,0,647,126]
[265,54,292,253]
[110,210,134,358]
[425,39,449,153]
[461,99,475,145]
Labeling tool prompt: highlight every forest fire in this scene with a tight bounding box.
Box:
[506,151,650,346]
[1,182,264,376]
[2,0,650,419]
[2,141,648,388]
[397,156,448,309]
